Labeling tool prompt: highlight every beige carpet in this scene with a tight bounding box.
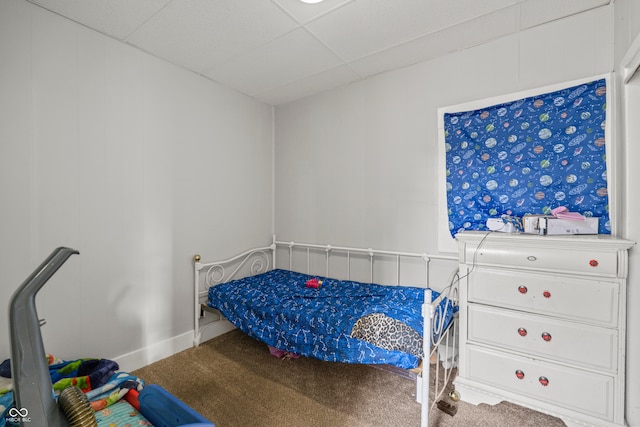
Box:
[132,329,566,427]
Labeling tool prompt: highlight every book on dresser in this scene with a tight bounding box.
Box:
[454,231,634,427]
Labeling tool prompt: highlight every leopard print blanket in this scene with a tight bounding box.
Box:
[350,313,423,358]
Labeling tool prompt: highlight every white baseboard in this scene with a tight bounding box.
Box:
[113,331,194,373]
[113,321,237,373]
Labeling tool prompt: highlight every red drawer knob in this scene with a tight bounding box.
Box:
[518,285,528,294]
[589,259,599,267]
[515,370,525,379]
[542,332,552,342]
[518,327,528,337]
[539,376,549,386]
[543,291,551,298]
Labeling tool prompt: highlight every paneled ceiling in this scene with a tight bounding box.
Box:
[27,0,610,105]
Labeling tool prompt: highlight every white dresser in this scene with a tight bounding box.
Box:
[454,231,634,427]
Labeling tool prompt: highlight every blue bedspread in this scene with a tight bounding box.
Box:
[208,269,454,369]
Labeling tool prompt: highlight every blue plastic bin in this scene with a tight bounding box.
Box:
[138,384,214,427]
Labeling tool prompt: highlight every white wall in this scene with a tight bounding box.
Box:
[0,0,273,371]
[275,5,613,284]
[614,1,640,425]
[622,77,640,427]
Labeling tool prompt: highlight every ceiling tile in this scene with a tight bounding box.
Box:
[519,0,610,29]
[306,0,523,61]
[349,5,520,78]
[25,0,613,106]
[127,0,299,73]
[202,28,343,97]
[272,0,354,24]
[255,65,361,105]
[28,0,172,39]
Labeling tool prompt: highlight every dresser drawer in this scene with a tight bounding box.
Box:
[461,238,619,277]
[468,268,619,326]
[468,304,618,371]
[466,345,614,421]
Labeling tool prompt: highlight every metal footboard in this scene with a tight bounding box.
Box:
[420,268,460,427]
[193,242,276,346]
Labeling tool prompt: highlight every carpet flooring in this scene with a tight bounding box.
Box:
[132,329,566,427]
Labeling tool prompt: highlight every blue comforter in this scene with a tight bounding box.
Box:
[208,269,453,369]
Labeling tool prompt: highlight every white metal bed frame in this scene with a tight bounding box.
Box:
[193,235,459,427]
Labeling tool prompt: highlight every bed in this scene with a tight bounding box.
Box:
[193,236,459,427]
[207,268,453,370]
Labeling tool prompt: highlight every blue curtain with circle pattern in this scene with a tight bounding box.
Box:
[443,78,609,236]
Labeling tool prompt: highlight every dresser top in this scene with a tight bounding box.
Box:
[455,230,635,249]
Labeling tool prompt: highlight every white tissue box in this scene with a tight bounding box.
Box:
[543,217,599,235]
